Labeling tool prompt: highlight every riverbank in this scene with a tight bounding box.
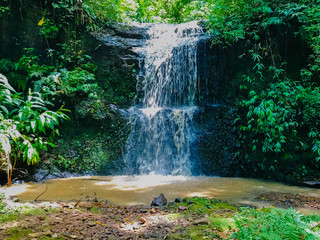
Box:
[4,176,320,209]
[1,193,320,240]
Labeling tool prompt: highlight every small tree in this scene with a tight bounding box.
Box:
[0,74,69,186]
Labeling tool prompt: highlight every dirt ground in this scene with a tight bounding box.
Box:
[0,200,233,240]
[256,192,320,209]
[1,192,320,240]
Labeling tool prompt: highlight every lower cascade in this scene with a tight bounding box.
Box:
[124,21,207,175]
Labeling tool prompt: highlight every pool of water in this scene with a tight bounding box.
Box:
[2,175,320,211]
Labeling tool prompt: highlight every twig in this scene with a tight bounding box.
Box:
[34,183,48,202]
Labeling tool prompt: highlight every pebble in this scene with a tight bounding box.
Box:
[140,208,147,213]
[139,217,147,224]
[87,221,96,227]
[150,208,157,214]
[178,206,188,211]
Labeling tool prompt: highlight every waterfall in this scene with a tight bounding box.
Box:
[124,21,206,175]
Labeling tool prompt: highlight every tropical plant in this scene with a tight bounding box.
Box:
[233,207,320,239]
[0,74,69,186]
[206,0,320,180]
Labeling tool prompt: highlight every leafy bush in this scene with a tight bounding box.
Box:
[0,74,69,186]
[206,0,320,181]
[233,207,320,239]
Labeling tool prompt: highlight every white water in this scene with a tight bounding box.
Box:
[124,21,206,175]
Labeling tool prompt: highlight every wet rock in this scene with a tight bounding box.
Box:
[9,195,19,202]
[302,181,320,188]
[140,208,148,213]
[151,193,167,206]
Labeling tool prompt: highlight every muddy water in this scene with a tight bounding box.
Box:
[4,175,320,209]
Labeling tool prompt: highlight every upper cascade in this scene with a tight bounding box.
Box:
[134,21,205,108]
[120,21,208,175]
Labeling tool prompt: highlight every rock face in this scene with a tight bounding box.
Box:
[151,194,167,206]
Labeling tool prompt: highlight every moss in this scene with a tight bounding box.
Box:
[208,217,236,232]
[163,213,181,220]
[6,227,33,240]
[211,202,238,211]
[168,225,221,240]
[39,237,65,240]
[188,204,211,214]
[90,206,107,214]
[175,197,238,216]
[23,208,47,216]
[0,212,20,224]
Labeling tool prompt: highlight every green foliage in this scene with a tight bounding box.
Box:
[207,0,320,181]
[208,217,236,232]
[84,0,210,23]
[0,74,69,185]
[38,17,59,39]
[233,207,320,239]
[0,47,99,99]
[35,67,98,97]
[6,228,33,240]
[1,0,135,178]
[173,197,238,216]
[0,6,9,16]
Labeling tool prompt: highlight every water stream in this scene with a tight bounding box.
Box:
[124,21,206,175]
[6,176,320,213]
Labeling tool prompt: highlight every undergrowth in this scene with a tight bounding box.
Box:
[168,197,320,239]
[233,207,320,240]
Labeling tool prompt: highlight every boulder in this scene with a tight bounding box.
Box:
[151,193,167,206]
[302,181,320,188]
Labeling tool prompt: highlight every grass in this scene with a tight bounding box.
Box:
[6,228,33,240]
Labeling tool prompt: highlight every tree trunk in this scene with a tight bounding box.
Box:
[6,154,12,187]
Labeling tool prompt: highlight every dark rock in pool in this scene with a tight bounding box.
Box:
[151,193,167,206]
[302,181,320,188]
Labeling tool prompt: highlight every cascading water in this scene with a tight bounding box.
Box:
[124,21,206,175]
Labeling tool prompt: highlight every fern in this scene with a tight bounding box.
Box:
[233,207,320,240]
